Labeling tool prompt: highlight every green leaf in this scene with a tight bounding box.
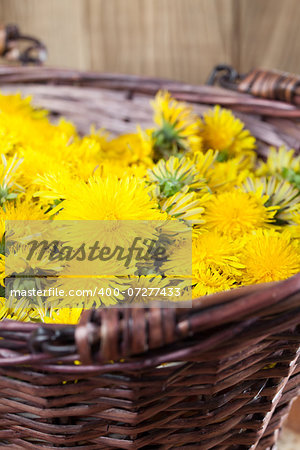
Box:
[282,167,300,190]
[216,151,229,162]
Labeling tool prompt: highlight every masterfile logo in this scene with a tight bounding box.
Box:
[5,219,192,309]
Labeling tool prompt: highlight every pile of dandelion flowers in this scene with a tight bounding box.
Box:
[0,88,300,318]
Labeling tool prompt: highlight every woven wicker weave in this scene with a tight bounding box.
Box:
[0,65,299,450]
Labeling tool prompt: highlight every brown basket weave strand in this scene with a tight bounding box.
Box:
[0,66,299,449]
[238,68,300,105]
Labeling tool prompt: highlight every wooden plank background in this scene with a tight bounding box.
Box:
[0,0,299,84]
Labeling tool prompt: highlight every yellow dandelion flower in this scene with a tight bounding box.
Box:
[1,295,40,322]
[256,146,300,177]
[0,191,47,244]
[148,155,206,197]
[159,185,209,224]
[0,190,46,227]
[204,189,277,236]
[52,175,165,221]
[1,193,46,222]
[0,296,6,319]
[239,229,300,284]
[200,105,256,156]
[0,98,72,156]
[18,146,69,187]
[151,91,202,158]
[242,176,300,225]
[0,298,32,321]
[5,243,63,278]
[193,263,236,298]
[92,160,150,180]
[288,211,300,239]
[65,135,102,180]
[103,128,153,166]
[192,230,244,277]
[193,149,218,179]
[0,91,47,118]
[44,307,83,324]
[159,230,192,277]
[28,297,49,322]
[206,153,255,193]
[0,254,5,286]
[33,168,78,201]
[47,176,167,260]
[0,153,24,206]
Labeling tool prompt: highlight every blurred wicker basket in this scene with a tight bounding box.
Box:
[0,27,300,450]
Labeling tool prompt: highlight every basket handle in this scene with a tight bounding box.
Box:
[207,64,300,105]
[73,274,300,364]
[0,24,47,65]
[3,273,297,366]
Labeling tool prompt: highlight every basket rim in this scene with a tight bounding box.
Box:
[0,66,299,365]
[0,65,300,118]
[0,273,299,367]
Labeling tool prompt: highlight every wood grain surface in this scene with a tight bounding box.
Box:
[278,427,300,450]
[0,0,299,83]
[239,0,300,75]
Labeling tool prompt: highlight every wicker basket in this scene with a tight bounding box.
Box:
[0,57,300,449]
